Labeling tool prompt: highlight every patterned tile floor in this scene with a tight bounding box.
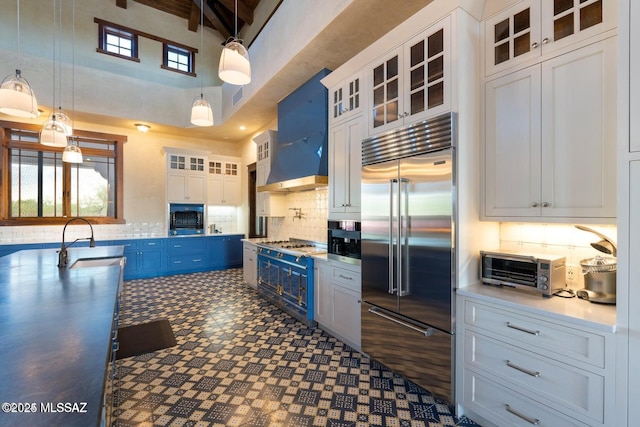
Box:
[113,269,481,427]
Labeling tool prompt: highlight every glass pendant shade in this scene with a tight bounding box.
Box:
[62,142,82,163]
[218,40,251,85]
[0,69,38,118]
[40,115,68,147]
[190,96,214,127]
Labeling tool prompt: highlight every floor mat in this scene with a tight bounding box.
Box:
[116,319,176,360]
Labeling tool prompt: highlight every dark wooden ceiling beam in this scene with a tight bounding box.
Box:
[191,0,232,39]
[217,0,254,25]
[116,0,127,9]
[187,2,200,32]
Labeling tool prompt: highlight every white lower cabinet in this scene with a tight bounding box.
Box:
[314,258,361,350]
[243,242,257,288]
[457,293,615,426]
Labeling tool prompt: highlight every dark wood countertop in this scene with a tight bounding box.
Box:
[0,245,124,427]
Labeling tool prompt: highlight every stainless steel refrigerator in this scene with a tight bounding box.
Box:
[361,112,455,403]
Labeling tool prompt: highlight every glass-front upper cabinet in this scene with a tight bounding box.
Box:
[484,0,615,76]
[367,15,450,136]
[330,71,362,124]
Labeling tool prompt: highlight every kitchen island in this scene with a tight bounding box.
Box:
[0,245,125,427]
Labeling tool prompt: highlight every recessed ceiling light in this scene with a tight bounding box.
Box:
[239,125,246,131]
[135,123,150,132]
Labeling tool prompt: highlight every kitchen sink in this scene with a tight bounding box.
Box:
[69,256,124,269]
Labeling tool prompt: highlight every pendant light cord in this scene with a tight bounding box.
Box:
[58,0,63,112]
[200,0,204,98]
[72,0,75,135]
[16,0,21,69]
[51,0,57,117]
[234,0,238,39]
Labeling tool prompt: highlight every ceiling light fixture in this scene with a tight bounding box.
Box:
[135,123,150,132]
[41,0,69,148]
[190,0,213,127]
[218,0,251,85]
[63,0,82,164]
[0,0,39,118]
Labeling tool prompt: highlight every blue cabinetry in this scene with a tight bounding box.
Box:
[113,238,165,280]
[209,235,243,269]
[167,237,208,273]
[1,234,244,280]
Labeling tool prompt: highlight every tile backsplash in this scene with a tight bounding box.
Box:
[268,188,328,243]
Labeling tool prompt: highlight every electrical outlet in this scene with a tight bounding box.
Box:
[566,265,579,286]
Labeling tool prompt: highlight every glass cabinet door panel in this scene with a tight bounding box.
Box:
[411,40,425,67]
[427,82,444,109]
[580,1,603,30]
[348,78,360,111]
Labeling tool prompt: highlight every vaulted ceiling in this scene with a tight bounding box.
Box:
[115,0,264,44]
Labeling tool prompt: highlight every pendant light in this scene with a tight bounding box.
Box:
[41,0,69,147]
[218,0,251,85]
[190,0,213,126]
[0,0,39,118]
[63,0,81,164]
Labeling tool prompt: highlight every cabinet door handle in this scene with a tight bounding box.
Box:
[531,202,539,207]
[505,360,541,377]
[531,41,539,49]
[541,202,549,207]
[504,404,540,425]
[542,37,549,45]
[506,322,540,336]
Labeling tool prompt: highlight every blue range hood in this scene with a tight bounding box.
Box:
[258,68,330,192]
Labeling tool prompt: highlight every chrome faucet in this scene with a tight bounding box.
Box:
[58,217,96,268]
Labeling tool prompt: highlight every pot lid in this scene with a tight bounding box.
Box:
[580,255,617,272]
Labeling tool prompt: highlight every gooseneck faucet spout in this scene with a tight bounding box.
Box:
[58,217,96,268]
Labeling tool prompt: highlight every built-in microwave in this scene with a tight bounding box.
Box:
[169,203,204,235]
[480,249,566,296]
[328,220,360,264]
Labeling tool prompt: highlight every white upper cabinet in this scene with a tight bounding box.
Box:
[484,0,616,77]
[329,71,363,125]
[253,130,286,217]
[329,116,363,219]
[166,153,207,204]
[484,37,616,220]
[366,15,451,136]
[207,158,241,205]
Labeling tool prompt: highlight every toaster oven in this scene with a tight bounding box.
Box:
[480,250,566,296]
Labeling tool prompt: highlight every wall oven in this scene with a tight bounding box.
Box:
[169,203,204,235]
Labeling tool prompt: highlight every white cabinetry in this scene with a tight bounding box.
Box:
[314,258,361,350]
[207,157,241,205]
[366,15,450,136]
[484,0,616,77]
[457,291,615,426]
[483,36,616,221]
[328,116,362,219]
[329,71,363,124]
[243,241,257,288]
[166,151,207,204]
[253,131,286,217]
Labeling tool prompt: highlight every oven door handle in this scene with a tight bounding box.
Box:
[257,254,308,270]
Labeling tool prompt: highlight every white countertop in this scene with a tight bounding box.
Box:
[458,283,617,333]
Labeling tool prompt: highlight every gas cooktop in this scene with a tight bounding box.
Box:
[257,239,327,255]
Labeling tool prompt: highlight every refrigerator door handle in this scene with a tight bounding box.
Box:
[368,307,434,337]
[399,177,409,296]
[388,179,397,295]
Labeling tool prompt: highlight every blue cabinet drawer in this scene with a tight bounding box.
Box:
[168,254,207,271]
[168,237,207,255]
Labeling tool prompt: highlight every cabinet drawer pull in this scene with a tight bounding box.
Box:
[338,274,353,280]
[505,360,541,377]
[506,322,540,336]
[193,258,202,262]
[505,404,540,425]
